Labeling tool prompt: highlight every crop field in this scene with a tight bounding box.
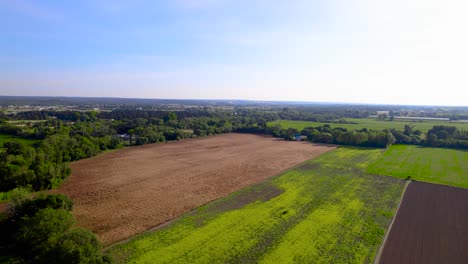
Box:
[56,133,335,245]
[108,147,406,263]
[367,145,468,188]
[268,118,468,132]
[379,181,468,264]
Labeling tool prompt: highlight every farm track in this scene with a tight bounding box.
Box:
[379,181,468,264]
[55,133,336,245]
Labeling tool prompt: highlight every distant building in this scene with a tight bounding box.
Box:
[377,111,390,116]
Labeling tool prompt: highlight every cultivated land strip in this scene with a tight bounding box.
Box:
[108,147,406,263]
[379,181,468,264]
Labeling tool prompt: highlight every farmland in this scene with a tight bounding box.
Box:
[367,145,468,188]
[268,118,468,132]
[0,133,39,146]
[379,181,468,264]
[108,147,406,263]
[56,133,335,245]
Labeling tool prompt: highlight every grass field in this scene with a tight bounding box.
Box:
[367,145,468,188]
[0,134,39,146]
[7,120,47,124]
[108,147,405,263]
[268,118,468,132]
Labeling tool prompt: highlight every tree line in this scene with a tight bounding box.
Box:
[269,123,468,150]
[0,189,110,263]
[3,109,468,194]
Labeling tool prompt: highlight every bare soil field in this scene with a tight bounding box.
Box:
[379,181,468,264]
[55,133,335,245]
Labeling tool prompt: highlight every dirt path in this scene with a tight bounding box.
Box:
[55,133,336,245]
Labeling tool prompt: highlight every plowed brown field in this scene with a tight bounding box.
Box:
[56,133,335,245]
[379,181,468,264]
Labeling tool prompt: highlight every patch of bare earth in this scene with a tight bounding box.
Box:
[55,133,336,245]
[379,181,468,264]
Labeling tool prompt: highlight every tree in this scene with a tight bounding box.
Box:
[52,228,106,264]
[377,114,388,121]
[284,128,299,140]
[3,141,27,156]
[403,124,414,136]
[16,208,75,259]
[11,194,73,220]
[163,112,177,123]
[384,129,396,147]
[269,124,284,137]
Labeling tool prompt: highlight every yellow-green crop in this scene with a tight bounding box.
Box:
[109,147,405,264]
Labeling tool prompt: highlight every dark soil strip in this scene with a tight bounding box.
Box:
[379,181,468,264]
[208,182,283,214]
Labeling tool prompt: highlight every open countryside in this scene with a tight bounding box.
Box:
[55,133,335,245]
[268,118,468,133]
[4,0,468,262]
[108,147,405,264]
[2,101,468,263]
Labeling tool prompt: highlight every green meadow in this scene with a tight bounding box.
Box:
[268,118,468,132]
[0,134,40,146]
[367,145,468,188]
[109,148,405,263]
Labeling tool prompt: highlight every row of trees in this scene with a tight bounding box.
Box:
[270,123,468,150]
[269,124,396,148]
[425,126,468,149]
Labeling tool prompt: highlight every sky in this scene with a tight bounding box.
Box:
[1,0,467,106]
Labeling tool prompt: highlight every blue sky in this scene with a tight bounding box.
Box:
[1,0,467,105]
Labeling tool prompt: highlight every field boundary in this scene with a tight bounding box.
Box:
[373,179,411,264]
[103,144,337,251]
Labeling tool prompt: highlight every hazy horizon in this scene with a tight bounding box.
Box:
[2,0,468,106]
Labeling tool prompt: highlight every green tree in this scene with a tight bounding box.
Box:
[52,228,106,264]
[16,208,75,260]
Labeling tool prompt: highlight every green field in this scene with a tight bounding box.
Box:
[7,120,47,124]
[268,118,468,132]
[367,145,468,188]
[109,148,405,263]
[0,134,39,146]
